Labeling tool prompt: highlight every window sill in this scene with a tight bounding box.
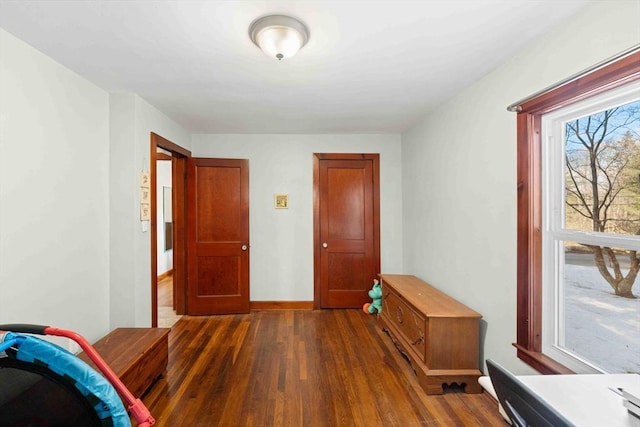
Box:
[513,344,575,375]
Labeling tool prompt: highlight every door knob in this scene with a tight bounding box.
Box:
[241,245,248,251]
[322,242,328,248]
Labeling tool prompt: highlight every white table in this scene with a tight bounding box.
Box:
[517,373,640,427]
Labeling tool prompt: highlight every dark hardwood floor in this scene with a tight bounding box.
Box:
[143,310,505,426]
[158,275,173,307]
[158,274,181,328]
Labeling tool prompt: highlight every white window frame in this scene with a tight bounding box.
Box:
[541,80,640,374]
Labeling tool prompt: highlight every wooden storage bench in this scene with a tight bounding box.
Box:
[78,327,170,398]
[379,274,483,395]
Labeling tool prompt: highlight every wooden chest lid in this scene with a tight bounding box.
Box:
[379,274,482,318]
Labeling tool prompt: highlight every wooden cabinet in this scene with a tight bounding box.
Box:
[379,274,482,394]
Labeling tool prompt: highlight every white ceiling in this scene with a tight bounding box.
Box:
[0,0,589,134]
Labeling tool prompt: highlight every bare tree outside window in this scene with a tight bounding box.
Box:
[564,100,640,298]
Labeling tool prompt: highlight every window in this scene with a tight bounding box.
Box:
[541,84,640,373]
[514,51,640,374]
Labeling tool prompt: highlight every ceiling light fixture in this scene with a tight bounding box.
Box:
[249,14,309,60]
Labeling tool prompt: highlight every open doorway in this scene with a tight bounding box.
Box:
[150,132,191,327]
[156,149,181,327]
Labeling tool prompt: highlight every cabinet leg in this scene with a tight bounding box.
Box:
[424,375,483,395]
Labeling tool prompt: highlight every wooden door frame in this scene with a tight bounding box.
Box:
[150,132,191,327]
[312,153,381,309]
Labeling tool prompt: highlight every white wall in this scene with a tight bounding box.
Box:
[0,29,110,344]
[191,134,403,301]
[401,0,640,374]
[109,94,137,329]
[109,93,190,328]
[156,160,173,274]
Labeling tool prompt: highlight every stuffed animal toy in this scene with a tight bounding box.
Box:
[362,279,382,314]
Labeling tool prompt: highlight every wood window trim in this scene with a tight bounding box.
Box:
[515,51,640,374]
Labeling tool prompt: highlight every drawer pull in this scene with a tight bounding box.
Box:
[396,306,404,323]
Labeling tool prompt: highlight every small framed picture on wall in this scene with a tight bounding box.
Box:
[274,194,288,209]
[140,204,151,221]
[140,187,151,204]
[140,172,150,188]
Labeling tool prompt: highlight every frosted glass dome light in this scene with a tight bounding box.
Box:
[249,15,310,60]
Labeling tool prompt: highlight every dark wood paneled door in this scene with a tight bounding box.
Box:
[187,158,250,315]
[314,154,380,308]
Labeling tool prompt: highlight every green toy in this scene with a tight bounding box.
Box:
[362,279,382,315]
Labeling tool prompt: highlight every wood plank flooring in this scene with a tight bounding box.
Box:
[158,275,182,328]
[143,310,505,427]
[158,275,173,307]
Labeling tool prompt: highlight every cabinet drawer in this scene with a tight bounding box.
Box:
[383,289,426,362]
